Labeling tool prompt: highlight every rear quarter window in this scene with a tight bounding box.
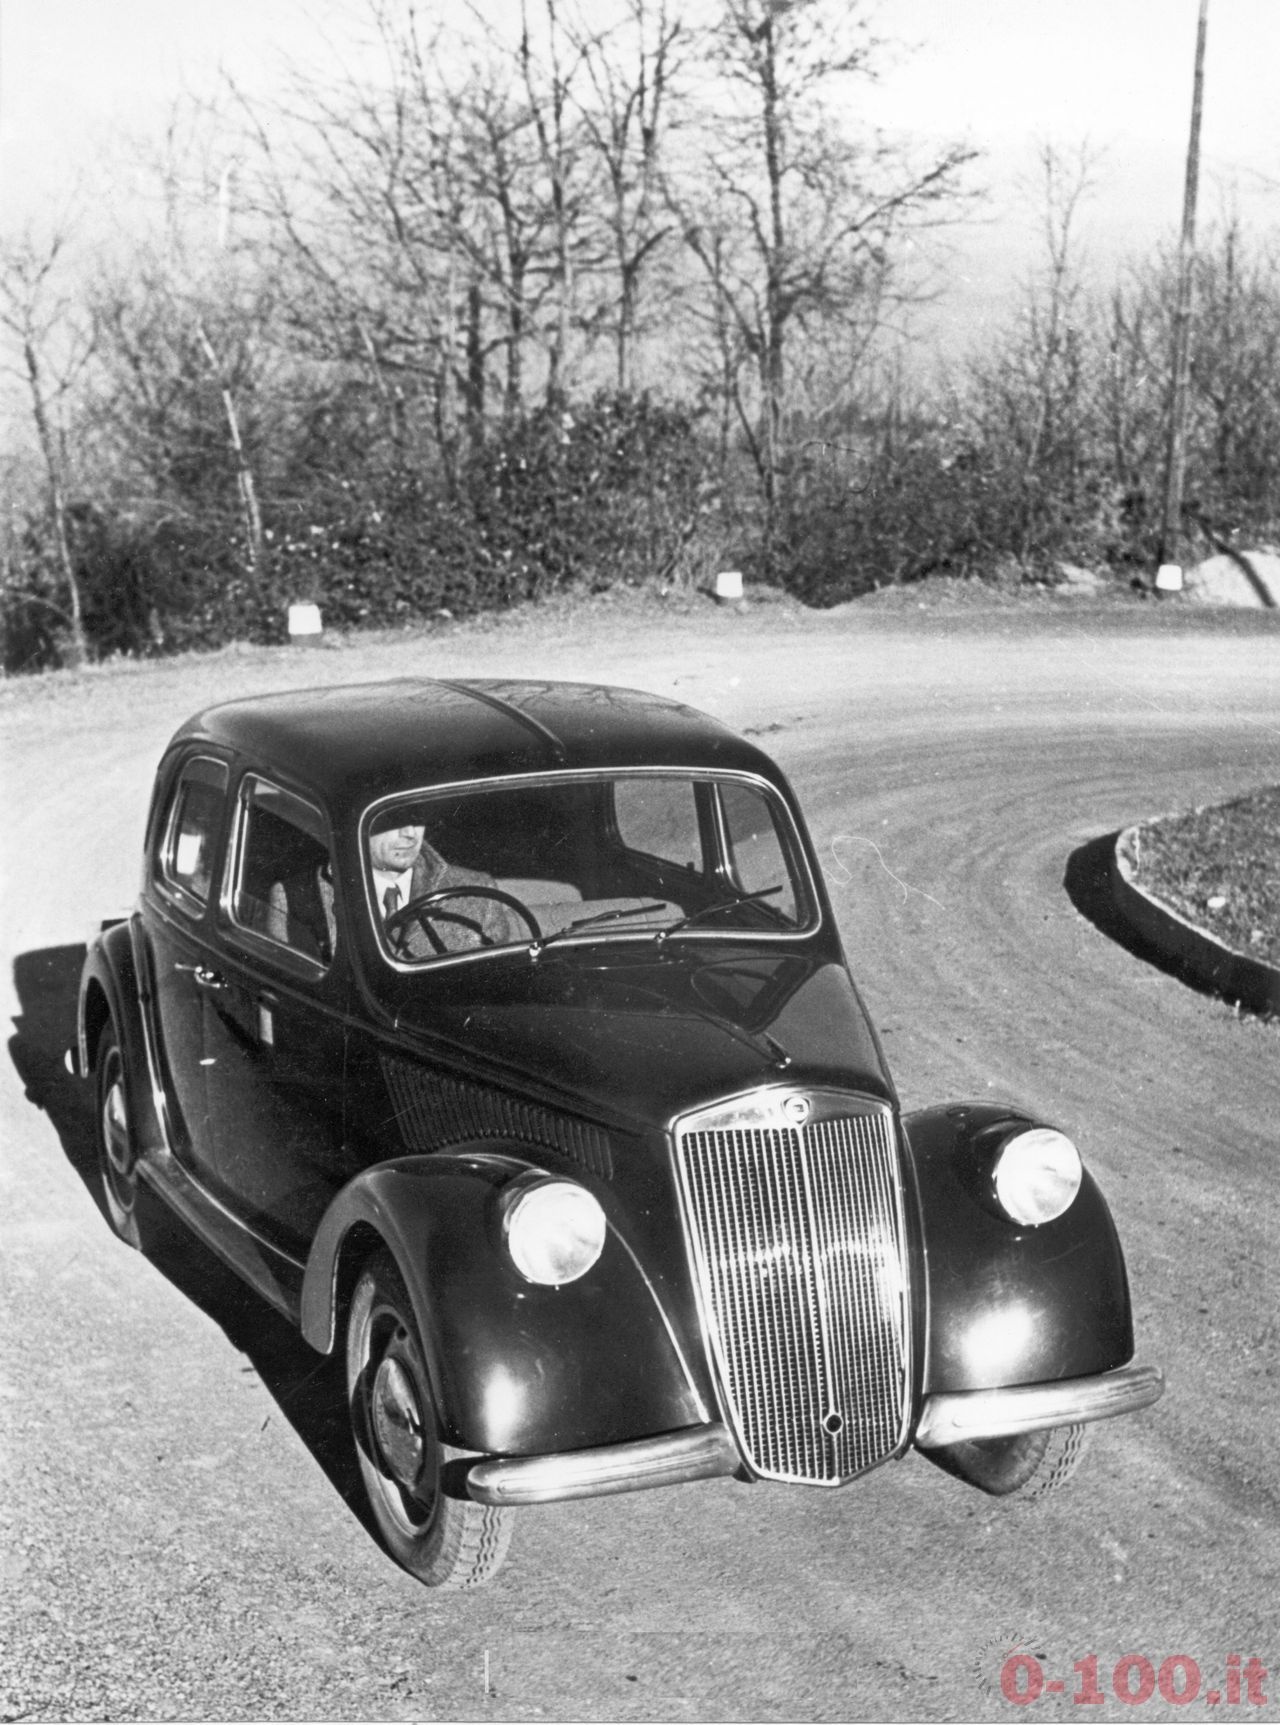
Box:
[157,756,229,911]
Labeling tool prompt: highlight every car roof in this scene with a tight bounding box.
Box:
[171,678,784,814]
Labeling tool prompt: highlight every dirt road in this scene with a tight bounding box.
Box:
[3,592,1278,1722]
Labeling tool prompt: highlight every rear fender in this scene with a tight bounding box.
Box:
[903,1103,1134,1396]
[76,919,164,1155]
[302,1150,708,1457]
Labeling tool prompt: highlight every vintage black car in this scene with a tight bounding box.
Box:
[74,677,1163,1588]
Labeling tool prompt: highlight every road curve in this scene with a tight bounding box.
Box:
[2,597,1277,1722]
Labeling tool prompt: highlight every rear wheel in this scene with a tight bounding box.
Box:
[346,1250,514,1589]
[95,1022,144,1248]
[925,1423,1089,1500]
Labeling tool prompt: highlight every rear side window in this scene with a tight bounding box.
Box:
[158,757,228,911]
[229,776,335,965]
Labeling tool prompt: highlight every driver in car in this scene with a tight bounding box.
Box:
[268,812,519,960]
[368,813,519,955]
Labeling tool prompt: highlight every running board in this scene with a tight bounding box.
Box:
[139,1150,306,1327]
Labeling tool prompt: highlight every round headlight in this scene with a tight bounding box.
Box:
[992,1128,1082,1226]
[504,1178,606,1285]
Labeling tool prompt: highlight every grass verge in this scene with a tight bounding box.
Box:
[1135,787,1280,968]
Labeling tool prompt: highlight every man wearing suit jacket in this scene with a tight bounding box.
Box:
[268,812,518,962]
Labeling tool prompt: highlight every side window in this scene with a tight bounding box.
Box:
[612,777,703,871]
[158,757,228,912]
[229,777,335,966]
[719,781,799,921]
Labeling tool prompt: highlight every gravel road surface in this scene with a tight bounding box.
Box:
[2,591,1278,1722]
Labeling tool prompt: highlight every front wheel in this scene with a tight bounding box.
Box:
[924,1423,1089,1500]
[346,1250,514,1589]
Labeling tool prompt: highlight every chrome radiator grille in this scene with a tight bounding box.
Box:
[674,1093,911,1484]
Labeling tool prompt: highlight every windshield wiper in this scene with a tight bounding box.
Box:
[529,901,668,961]
[654,884,784,944]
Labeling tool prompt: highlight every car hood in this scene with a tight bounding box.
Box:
[385,946,895,1132]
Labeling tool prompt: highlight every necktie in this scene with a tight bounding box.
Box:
[383,884,401,920]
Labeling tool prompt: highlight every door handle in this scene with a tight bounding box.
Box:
[175,963,227,991]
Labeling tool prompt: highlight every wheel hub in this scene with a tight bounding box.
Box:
[371,1354,426,1489]
[103,1079,132,1177]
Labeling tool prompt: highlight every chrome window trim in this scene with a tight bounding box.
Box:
[154,753,229,920]
[220,771,334,977]
[360,765,822,975]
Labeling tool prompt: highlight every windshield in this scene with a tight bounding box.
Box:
[360,771,816,965]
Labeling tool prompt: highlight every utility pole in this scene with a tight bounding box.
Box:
[1157,0,1209,585]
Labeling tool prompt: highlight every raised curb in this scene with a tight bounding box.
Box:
[1110,826,1280,1017]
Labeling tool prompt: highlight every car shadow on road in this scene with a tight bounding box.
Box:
[9,944,102,1181]
[1063,832,1223,1003]
[8,943,378,1543]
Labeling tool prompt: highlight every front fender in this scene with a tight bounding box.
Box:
[302,1150,708,1456]
[903,1103,1134,1396]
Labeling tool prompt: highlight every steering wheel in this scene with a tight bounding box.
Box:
[383,884,542,957]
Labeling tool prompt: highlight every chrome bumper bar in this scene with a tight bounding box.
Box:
[468,1424,740,1506]
[468,1364,1164,1505]
[913,1363,1165,1450]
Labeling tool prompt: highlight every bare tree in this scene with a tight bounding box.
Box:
[235,28,453,462]
[967,143,1101,561]
[86,98,282,564]
[564,0,686,391]
[453,54,560,417]
[515,0,584,402]
[235,1,582,457]
[195,317,265,569]
[0,228,94,667]
[670,0,974,546]
[1168,220,1280,546]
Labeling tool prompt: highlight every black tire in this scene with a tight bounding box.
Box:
[924,1423,1089,1501]
[94,1022,144,1249]
[346,1250,514,1589]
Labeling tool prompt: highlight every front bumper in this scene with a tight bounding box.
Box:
[469,1424,741,1506]
[467,1362,1164,1505]
[912,1361,1165,1449]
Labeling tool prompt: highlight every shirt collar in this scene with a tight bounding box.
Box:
[372,863,414,905]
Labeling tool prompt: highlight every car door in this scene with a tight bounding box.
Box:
[141,751,231,1188]
[199,771,355,1255]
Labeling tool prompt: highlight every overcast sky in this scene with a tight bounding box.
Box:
[1,0,1277,350]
